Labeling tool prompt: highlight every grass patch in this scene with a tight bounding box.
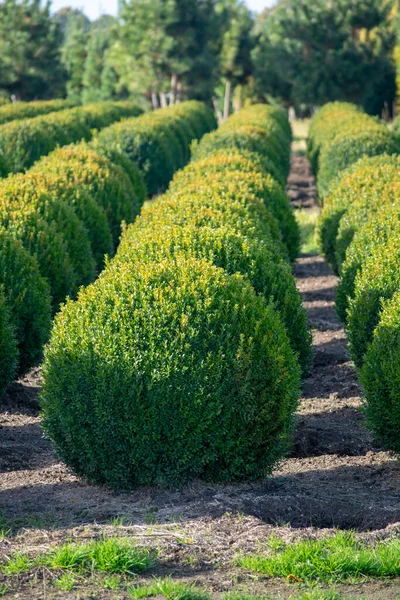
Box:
[128,577,209,600]
[295,208,320,255]
[1,537,155,576]
[224,593,356,600]
[236,532,400,583]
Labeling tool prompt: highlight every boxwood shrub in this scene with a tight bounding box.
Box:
[317,155,399,273]
[0,293,17,397]
[0,101,142,175]
[170,168,299,262]
[360,291,400,454]
[317,129,400,198]
[31,144,141,248]
[0,175,96,290]
[116,221,311,374]
[96,102,216,195]
[337,200,400,324]
[347,230,400,368]
[0,229,51,374]
[41,257,301,488]
[0,99,73,127]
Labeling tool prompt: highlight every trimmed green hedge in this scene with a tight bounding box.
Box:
[170,157,299,262]
[42,257,301,488]
[0,101,142,175]
[0,99,74,126]
[308,102,399,199]
[347,230,400,369]
[360,291,400,454]
[40,103,306,488]
[317,155,399,274]
[115,220,311,374]
[96,101,217,195]
[0,229,51,374]
[0,293,17,397]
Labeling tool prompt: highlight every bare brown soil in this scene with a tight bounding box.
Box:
[1,154,400,598]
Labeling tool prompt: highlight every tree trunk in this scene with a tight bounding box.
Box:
[176,81,183,104]
[233,86,242,113]
[212,97,223,124]
[151,92,159,110]
[160,92,168,108]
[223,80,232,121]
[170,73,178,105]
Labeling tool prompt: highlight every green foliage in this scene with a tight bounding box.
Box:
[237,531,400,582]
[317,129,400,198]
[337,201,400,324]
[253,0,396,115]
[1,537,154,576]
[317,152,400,273]
[347,230,400,369]
[41,257,300,488]
[0,99,73,126]
[0,174,96,292]
[61,11,89,103]
[82,26,115,104]
[0,293,17,398]
[129,577,208,600]
[192,104,291,186]
[96,102,216,195]
[361,291,400,454]
[0,0,67,100]
[115,221,311,374]
[172,167,298,262]
[0,229,51,374]
[0,101,142,175]
[31,143,142,250]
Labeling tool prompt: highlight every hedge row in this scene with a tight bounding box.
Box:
[0,99,74,126]
[96,100,217,195]
[0,101,211,397]
[308,102,399,199]
[310,103,400,457]
[40,104,310,489]
[0,101,142,176]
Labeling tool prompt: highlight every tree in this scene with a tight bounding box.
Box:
[253,0,396,115]
[62,11,89,103]
[0,0,66,100]
[82,22,116,104]
[111,0,221,107]
[217,0,254,119]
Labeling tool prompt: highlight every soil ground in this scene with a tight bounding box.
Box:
[1,151,400,599]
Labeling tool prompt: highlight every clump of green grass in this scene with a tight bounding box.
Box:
[128,577,209,600]
[295,208,320,255]
[236,532,400,583]
[1,537,155,576]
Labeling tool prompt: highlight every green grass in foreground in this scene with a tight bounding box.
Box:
[1,536,155,576]
[295,207,320,255]
[236,532,400,583]
[129,581,365,600]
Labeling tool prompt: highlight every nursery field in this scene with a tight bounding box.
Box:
[1,114,400,599]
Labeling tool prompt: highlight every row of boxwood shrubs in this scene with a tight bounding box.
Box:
[0,99,74,126]
[309,102,400,457]
[40,104,311,490]
[0,101,143,176]
[0,101,214,397]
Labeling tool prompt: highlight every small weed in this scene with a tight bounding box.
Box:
[43,537,155,575]
[0,584,9,596]
[1,552,34,575]
[1,537,155,577]
[53,572,76,591]
[295,208,320,255]
[128,577,209,600]
[236,531,400,583]
[144,508,159,525]
[101,573,123,589]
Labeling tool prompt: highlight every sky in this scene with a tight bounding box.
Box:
[51,0,276,22]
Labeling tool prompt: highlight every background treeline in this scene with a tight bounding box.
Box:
[0,0,398,117]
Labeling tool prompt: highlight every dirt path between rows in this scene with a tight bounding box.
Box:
[1,154,400,598]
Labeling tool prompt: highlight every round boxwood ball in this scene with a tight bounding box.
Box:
[41,257,301,489]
